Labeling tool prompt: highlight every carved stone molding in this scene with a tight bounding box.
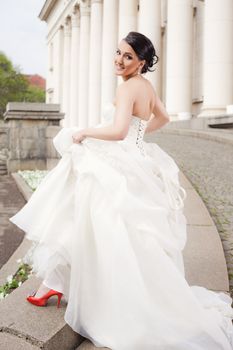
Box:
[80,0,91,16]
[71,4,80,27]
[91,0,103,4]
[64,16,72,36]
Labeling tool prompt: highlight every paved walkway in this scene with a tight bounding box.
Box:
[0,175,25,269]
[146,131,233,296]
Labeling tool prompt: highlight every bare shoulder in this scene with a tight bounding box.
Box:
[115,81,135,99]
[114,77,156,107]
[117,77,152,94]
[129,76,155,93]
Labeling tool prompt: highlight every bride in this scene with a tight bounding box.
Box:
[10,31,233,349]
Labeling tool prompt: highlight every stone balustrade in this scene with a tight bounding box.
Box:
[2,102,64,174]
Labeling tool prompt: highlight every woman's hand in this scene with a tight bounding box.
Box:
[72,130,86,144]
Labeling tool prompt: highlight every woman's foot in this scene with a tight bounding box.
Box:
[27,287,63,307]
[34,283,50,298]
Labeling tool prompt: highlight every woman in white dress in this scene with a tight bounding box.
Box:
[10,32,233,349]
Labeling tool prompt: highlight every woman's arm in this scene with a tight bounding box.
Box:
[145,92,170,134]
[73,83,134,142]
[82,124,125,141]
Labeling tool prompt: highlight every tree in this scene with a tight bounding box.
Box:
[0,52,45,119]
[23,84,45,103]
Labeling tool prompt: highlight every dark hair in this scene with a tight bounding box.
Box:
[123,31,159,74]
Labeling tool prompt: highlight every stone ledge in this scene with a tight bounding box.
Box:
[179,171,229,292]
[0,237,32,286]
[6,102,61,113]
[153,127,233,146]
[163,114,233,130]
[4,111,64,121]
[11,172,33,201]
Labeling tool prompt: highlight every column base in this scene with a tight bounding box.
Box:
[198,106,226,118]
[168,112,192,122]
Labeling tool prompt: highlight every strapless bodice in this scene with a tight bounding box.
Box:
[102,103,150,156]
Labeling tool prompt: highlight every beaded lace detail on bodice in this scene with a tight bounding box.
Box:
[103,103,149,156]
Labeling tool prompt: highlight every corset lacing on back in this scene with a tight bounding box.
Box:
[124,117,148,157]
[102,103,149,157]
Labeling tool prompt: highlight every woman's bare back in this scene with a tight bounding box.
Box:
[113,76,156,122]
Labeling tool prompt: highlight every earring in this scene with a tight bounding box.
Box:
[138,67,141,75]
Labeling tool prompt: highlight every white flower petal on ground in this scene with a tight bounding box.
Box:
[6,275,13,283]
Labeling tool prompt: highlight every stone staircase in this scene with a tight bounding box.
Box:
[0,123,8,175]
[0,158,7,175]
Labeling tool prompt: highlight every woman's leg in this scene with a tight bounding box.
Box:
[34,264,70,300]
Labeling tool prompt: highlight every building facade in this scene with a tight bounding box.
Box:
[39,0,233,127]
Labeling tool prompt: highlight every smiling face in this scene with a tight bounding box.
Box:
[114,39,145,80]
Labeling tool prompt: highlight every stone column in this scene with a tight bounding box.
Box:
[138,0,162,97]
[88,0,103,126]
[69,5,80,127]
[61,17,71,127]
[118,0,137,40]
[101,0,118,117]
[46,41,54,103]
[117,0,138,86]
[166,0,193,120]
[78,0,91,128]
[54,26,64,105]
[57,26,64,104]
[199,0,233,117]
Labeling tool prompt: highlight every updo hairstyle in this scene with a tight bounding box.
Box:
[123,31,159,74]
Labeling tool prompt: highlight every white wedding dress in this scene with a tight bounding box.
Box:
[10,102,233,349]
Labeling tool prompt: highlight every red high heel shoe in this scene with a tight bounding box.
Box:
[26,289,63,308]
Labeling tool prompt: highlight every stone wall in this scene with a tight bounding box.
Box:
[45,125,62,170]
[2,102,64,174]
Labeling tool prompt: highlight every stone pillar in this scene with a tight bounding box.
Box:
[78,0,91,128]
[88,0,103,126]
[69,5,80,127]
[53,26,64,105]
[166,0,193,120]
[118,0,138,40]
[46,41,54,103]
[199,0,233,117]
[117,0,138,86]
[61,17,71,127]
[101,0,118,116]
[138,0,162,97]
[58,26,64,106]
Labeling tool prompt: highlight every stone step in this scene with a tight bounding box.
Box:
[76,340,110,349]
[0,162,7,175]
[0,276,85,349]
